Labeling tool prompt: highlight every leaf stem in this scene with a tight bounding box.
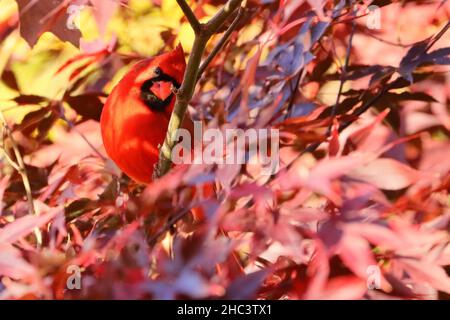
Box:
[0,110,42,246]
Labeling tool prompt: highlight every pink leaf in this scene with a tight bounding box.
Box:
[0,207,61,244]
[16,0,82,47]
[307,0,325,19]
[0,244,35,279]
[338,234,377,279]
[89,0,119,36]
[305,154,365,204]
[419,139,450,174]
[29,120,105,167]
[328,119,340,157]
[345,109,390,153]
[319,276,367,300]
[277,154,365,204]
[398,258,450,294]
[348,158,423,190]
[344,223,407,250]
[303,239,330,299]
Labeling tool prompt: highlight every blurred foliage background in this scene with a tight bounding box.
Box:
[0,0,449,300]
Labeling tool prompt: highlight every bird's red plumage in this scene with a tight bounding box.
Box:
[100,45,186,183]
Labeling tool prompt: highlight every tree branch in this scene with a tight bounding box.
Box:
[197,7,243,80]
[0,110,42,246]
[284,68,305,120]
[154,0,243,178]
[327,13,355,135]
[176,0,201,34]
[205,0,243,34]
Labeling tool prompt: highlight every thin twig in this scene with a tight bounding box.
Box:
[329,39,343,70]
[0,132,21,172]
[364,31,413,48]
[264,86,390,185]
[0,110,42,246]
[197,7,244,80]
[300,19,450,157]
[284,68,305,120]
[60,114,107,161]
[331,12,369,25]
[326,16,355,136]
[155,0,244,178]
[300,85,391,157]
[426,20,450,51]
[176,0,201,34]
[147,207,191,245]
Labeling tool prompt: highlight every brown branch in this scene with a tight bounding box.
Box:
[302,17,450,157]
[197,7,244,80]
[426,20,450,51]
[0,110,42,246]
[176,0,201,34]
[59,112,106,161]
[147,207,191,246]
[284,68,305,120]
[326,18,355,135]
[154,0,244,178]
[205,0,244,35]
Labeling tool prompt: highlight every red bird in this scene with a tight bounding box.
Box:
[100,45,186,184]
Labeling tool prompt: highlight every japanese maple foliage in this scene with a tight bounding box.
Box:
[0,0,449,300]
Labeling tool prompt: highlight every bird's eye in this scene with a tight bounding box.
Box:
[154,67,162,76]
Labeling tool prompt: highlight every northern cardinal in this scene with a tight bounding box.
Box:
[100,45,186,184]
[101,45,213,222]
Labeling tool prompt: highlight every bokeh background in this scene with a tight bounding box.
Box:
[0,0,449,300]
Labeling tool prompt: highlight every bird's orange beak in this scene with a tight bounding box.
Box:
[150,80,173,101]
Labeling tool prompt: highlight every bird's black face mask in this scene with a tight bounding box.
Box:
[140,67,181,113]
